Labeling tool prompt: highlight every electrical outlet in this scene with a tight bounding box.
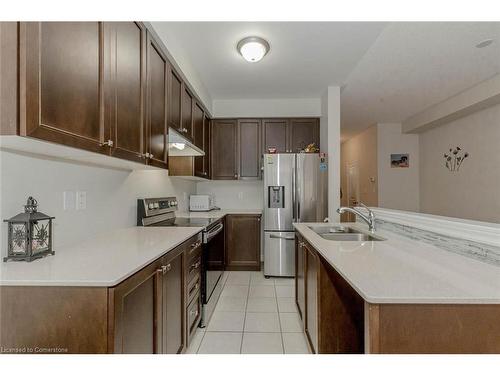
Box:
[63,191,76,211]
[76,191,87,210]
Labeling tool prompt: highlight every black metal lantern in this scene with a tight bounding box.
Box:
[3,197,55,262]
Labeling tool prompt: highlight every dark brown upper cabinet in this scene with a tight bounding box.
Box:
[168,67,182,132]
[146,32,168,169]
[19,22,107,154]
[107,22,147,163]
[238,119,262,179]
[262,118,289,153]
[193,103,205,178]
[211,119,238,180]
[203,115,211,179]
[225,214,261,271]
[262,118,320,154]
[181,87,193,140]
[289,118,320,153]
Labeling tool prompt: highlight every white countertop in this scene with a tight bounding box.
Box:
[176,209,262,220]
[294,222,500,304]
[0,226,202,287]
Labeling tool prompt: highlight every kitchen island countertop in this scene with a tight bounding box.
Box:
[294,222,500,304]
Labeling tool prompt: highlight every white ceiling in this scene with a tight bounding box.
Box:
[153,22,500,140]
[152,22,387,99]
[341,22,500,140]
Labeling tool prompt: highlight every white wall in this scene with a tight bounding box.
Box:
[0,151,197,254]
[377,123,420,212]
[196,180,263,209]
[419,103,500,223]
[212,98,321,118]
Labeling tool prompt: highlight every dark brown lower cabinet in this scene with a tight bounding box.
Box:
[295,233,364,354]
[305,242,319,353]
[0,233,202,354]
[110,257,162,353]
[225,214,261,271]
[161,246,185,354]
[295,237,306,320]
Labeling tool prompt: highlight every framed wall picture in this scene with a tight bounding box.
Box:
[391,153,409,168]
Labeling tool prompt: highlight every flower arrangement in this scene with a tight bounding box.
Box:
[444,146,469,172]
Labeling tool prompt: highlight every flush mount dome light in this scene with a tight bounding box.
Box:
[476,39,494,48]
[237,36,270,63]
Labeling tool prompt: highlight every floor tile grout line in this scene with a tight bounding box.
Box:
[239,273,251,354]
[274,280,285,354]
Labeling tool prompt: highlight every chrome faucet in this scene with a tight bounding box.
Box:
[337,203,376,233]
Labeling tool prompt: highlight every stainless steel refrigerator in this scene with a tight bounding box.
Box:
[263,153,328,277]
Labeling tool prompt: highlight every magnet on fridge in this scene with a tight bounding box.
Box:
[319,163,327,171]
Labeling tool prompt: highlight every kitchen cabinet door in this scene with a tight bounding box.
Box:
[19,22,107,154]
[262,118,289,153]
[289,118,320,153]
[110,258,162,354]
[225,214,261,271]
[296,235,306,321]
[107,22,147,163]
[305,242,319,354]
[146,32,168,169]
[169,67,183,131]
[238,119,262,179]
[193,102,205,178]
[182,87,193,140]
[161,247,185,354]
[211,119,238,180]
[203,115,211,178]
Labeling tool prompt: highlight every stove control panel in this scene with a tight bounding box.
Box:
[137,197,178,225]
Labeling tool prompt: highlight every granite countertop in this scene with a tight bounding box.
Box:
[0,226,202,287]
[293,222,500,304]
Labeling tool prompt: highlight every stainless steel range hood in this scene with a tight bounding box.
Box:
[168,127,205,157]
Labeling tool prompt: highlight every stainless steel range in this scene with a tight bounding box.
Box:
[137,197,225,327]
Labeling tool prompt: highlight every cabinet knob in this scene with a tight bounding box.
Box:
[166,263,171,272]
[234,173,238,179]
[149,153,154,159]
[101,140,113,147]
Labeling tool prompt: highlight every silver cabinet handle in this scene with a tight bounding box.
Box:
[101,140,113,147]
[234,173,238,179]
[166,263,171,272]
[149,153,154,159]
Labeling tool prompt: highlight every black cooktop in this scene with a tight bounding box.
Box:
[149,217,219,229]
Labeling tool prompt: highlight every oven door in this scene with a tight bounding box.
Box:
[202,221,225,305]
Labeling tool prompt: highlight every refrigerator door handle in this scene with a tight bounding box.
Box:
[269,234,295,240]
[291,164,296,222]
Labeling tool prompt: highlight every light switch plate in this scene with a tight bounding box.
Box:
[76,191,87,210]
[63,191,76,211]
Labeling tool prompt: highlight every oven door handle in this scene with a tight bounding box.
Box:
[269,234,295,240]
[204,223,224,243]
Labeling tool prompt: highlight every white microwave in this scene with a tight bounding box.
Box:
[189,195,216,211]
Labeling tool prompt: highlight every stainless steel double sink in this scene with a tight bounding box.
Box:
[307,225,385,241]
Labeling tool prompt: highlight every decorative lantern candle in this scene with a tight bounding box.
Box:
[3,197,55,262]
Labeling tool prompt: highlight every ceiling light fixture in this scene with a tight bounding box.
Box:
[237,36,270,63]
[475,39,494,48]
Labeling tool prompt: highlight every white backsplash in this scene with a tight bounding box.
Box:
[0,150,196,253]
[196,180,263,209]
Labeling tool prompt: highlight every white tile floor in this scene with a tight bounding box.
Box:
[186,270,311,354]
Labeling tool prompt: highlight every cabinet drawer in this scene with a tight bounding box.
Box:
[186,237,202,261]
[187,274,201,304]
[187,255,202,284]
[187,292,201,338]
